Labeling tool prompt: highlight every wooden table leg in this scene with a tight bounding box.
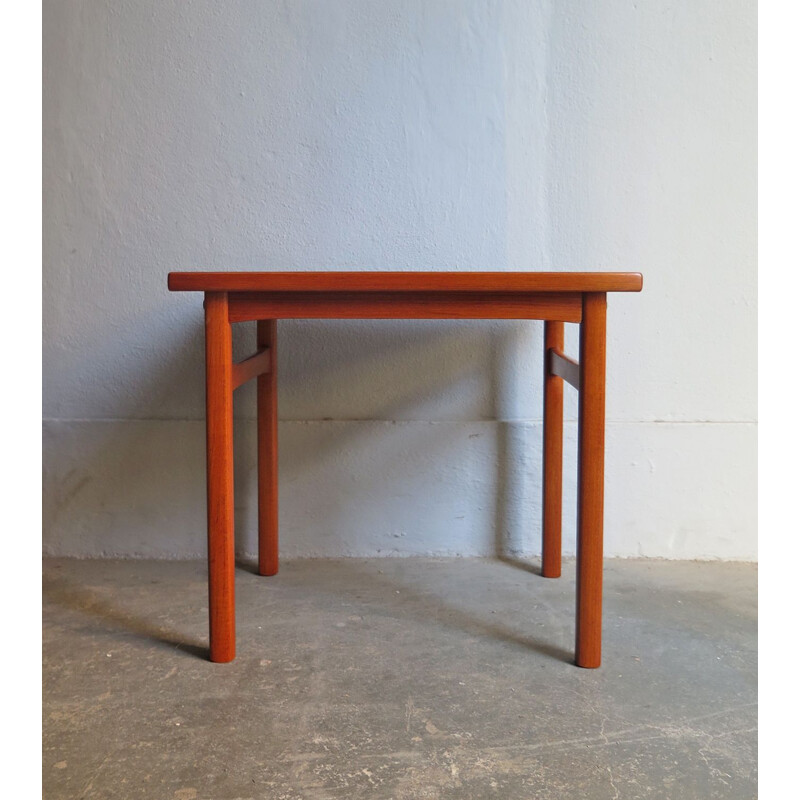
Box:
[542,320,564,578]
[576,292,607,668]
[257,319,279,576]
[205,292,236,662]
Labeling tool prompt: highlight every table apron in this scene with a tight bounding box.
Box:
[226,290,583,323]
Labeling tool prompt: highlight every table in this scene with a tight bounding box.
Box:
[168,271,643,667]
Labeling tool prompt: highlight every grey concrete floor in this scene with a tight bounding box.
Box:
[43,558,756,799]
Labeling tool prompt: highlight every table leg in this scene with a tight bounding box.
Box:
[576,292,607,668]
[205,292,236,662]
[257,319,279,576]
[542,320,564,578]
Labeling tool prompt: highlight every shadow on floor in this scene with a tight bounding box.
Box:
[43,572,208,661]
[43,557,574,665]
[285,558,575,665]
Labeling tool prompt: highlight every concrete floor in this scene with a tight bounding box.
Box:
[43,558,757,799]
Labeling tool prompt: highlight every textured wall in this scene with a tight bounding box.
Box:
[43,1,757,559]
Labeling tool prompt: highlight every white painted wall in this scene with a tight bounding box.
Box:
[43,1,757,560]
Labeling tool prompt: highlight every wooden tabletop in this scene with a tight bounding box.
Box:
[168,271,643,293]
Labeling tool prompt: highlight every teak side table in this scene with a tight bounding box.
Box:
[168,271,643,667]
